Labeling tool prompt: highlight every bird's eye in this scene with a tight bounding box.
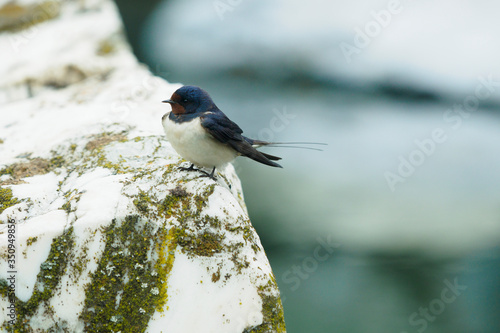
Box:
[183,99,188,103]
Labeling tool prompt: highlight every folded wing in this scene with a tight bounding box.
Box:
[200,112,282,168]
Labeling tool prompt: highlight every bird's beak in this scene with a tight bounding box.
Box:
[162,99,177,104]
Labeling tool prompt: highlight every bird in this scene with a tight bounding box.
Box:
[162,85,322,180]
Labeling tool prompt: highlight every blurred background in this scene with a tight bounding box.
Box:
[115,0,500,332]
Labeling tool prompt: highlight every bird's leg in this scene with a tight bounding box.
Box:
[178,164,197,172]
[179,164,217,180]
[198,166,217,180]
[208,167,216,179]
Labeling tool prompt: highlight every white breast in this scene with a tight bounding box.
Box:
[162,113,238,168]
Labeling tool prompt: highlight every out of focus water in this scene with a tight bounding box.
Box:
[116,0,500,331]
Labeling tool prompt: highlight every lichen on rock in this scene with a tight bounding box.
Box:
[0,132,286,332]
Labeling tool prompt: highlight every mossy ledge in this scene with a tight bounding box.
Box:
[0,133,286,332]
[80,215,173,333]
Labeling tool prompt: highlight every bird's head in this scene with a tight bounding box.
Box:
[162,85,216,115]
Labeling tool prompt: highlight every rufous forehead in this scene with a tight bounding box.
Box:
[171,92,181,102]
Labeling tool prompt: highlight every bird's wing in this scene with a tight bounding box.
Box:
[200,112,282,168]
[199,111,244,143]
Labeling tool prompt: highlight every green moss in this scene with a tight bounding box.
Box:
[133,190,152,215]
[60,189,82,214]
[0,279,8,298]
[49,155,65,168]
[2,227,74,332]
[158,194,183,219]
[226,223,260,254]
[162,164,177,179]
[67,238,95,285]
[245,278,286,333]
[0,166,13,177]
[193,184,215,212]
[211,268,221,283]
[131,182,227,259]
[175,229,224,257]
[61,201,72,214]
[0,187,19,215]
[94,151,130,174]
[230,251,250,274]
[26,236,38,247]
[97,38,116,56]
[154,227,177,312]
[80,216,173,333]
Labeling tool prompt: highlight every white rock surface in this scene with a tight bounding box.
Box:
[0,0,285,332]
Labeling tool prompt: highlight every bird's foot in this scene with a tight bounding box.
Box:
[178,164,198,172]
[197,167,217,181]
[179,164,217,180]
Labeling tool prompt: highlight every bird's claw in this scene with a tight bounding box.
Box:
[178,164,217,180]
[178,164,197,172]
[198,172,217,181]
[198,166,217,180]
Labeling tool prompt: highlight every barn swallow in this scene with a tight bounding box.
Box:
[162,85,321,179]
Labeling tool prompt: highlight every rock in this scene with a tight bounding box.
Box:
[0,0,286,332]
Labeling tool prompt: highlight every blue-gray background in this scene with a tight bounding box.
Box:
[115,0,500,332]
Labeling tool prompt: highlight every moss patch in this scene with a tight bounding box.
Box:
[80,215,173,333]
[26,236,38,247]
[97,35,119,56]
[245,278,286,333]
[0,187,19,215]
[82,132,131,174]
[0,156,65,185]
[131,182,225,259]
[85,133,128,151]
[0,1,60,33]
[174,228,224,257]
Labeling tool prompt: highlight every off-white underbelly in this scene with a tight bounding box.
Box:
[162,113,238,168]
